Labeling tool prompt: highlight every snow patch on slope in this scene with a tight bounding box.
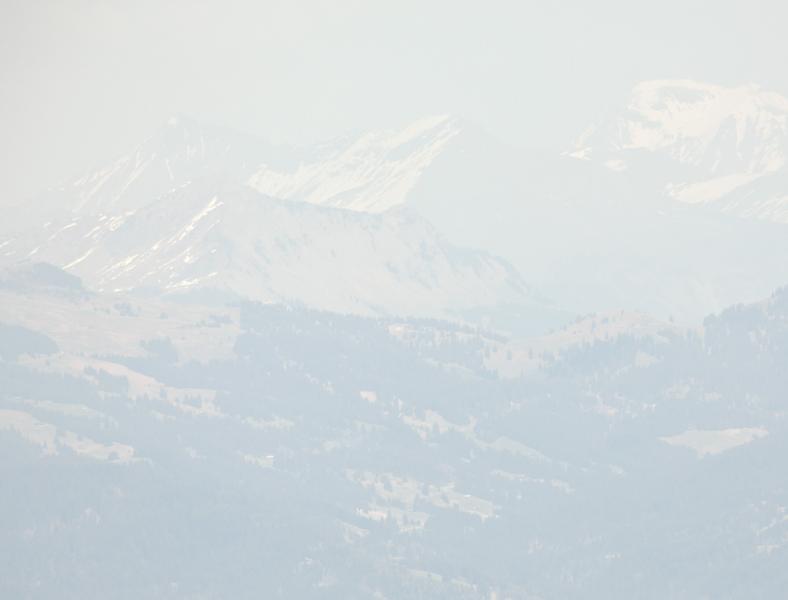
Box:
[248,115,460,213]
[570,80,788,222]
[660,426,768,457]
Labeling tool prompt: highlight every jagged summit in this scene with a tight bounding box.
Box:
[568,79,788,222]
[572,79,788,170]
[43,114,470,217]
[0,115,548,327]
[247,114,464,213]
[65,115,278,215]
[6,86,788,326]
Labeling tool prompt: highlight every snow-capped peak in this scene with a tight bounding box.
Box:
[573,79,788,172]
[569,79,788,222]
[247,115,462,213]
[65,116,275,216]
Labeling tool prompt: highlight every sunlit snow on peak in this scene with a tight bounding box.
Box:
[247,115,461,213]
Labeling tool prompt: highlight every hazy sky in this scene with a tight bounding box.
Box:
[2,0,787,202]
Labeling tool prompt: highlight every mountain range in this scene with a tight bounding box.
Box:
[3,79,788,599]
[5,80,788,327]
